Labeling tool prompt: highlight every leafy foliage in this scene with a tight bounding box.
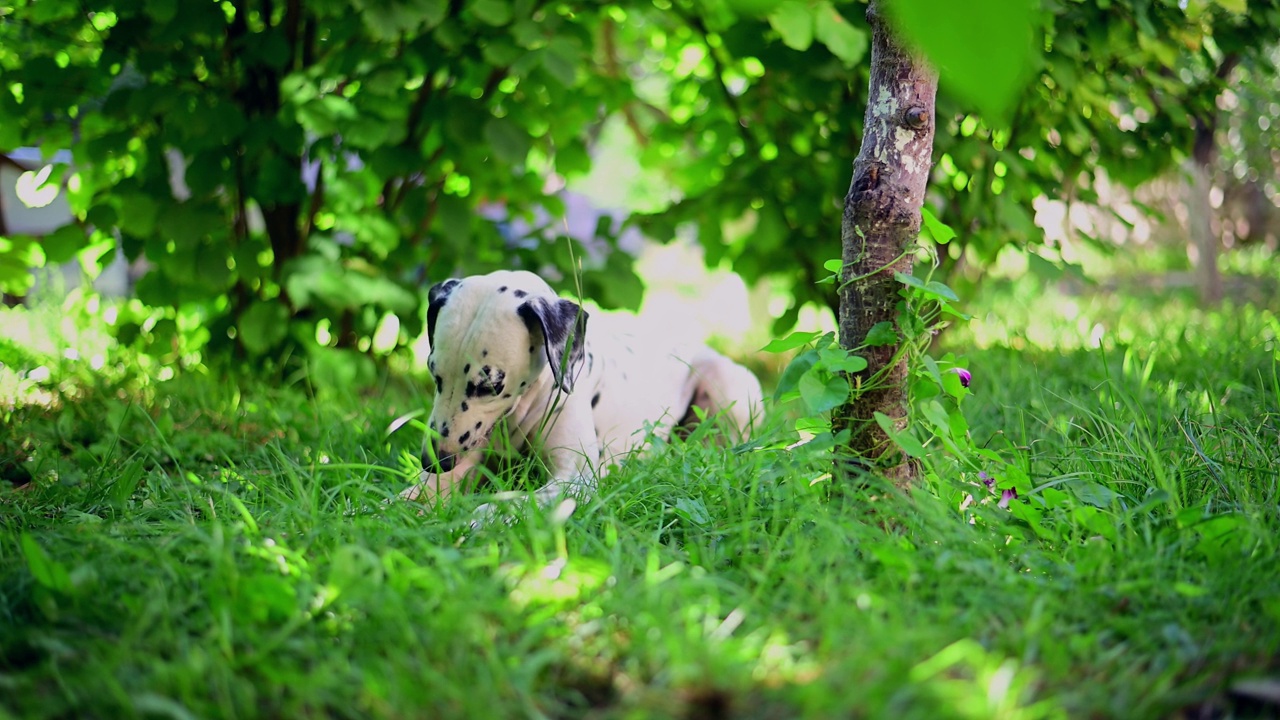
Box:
[2,0,1278,362]
[0,0,635,363]
[625,0,1280,329]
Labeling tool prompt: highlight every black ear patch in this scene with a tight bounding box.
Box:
[517,297,588,393]
[426,279,461,343]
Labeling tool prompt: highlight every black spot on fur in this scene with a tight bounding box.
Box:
[591,392,601,408]
[482,349,488,357]
[503,393,512,399]
[433,374,443,388]
[498,286,508,293]
[513,289,527,298]
[520,381,527,388]
[459,431,471,444]
[464,363,470,374]
[474,421,482,430]
[529,346,536,354]
[517,297,589,393]
[465,367,506,398]
[440,425,450,439]
[426,279,461,342]
[460,401,468,412]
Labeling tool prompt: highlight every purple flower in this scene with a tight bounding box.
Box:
[998,487,1018,509]
[979,471,994,489]
[951,368,972,388]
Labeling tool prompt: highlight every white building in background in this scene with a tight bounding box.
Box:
[0,149,133,299]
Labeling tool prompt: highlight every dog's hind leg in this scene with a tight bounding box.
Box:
[683,349,764,441]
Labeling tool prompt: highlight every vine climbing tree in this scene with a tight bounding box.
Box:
[831,0,937,487]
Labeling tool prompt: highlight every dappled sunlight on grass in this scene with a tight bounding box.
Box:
[4,278,1280,718]
[962,277,1280,355]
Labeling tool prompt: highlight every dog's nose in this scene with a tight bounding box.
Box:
[421,441,457,473]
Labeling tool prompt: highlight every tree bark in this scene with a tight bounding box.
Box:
[832,1,938,489]
[1188,120,1222,305]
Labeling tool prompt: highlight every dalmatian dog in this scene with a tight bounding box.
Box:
[397,269,762,510]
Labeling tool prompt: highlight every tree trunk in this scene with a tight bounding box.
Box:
[1188,122,1222,305]
[831,0,938,489]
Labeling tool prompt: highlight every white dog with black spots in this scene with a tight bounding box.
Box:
[397,270,763,509]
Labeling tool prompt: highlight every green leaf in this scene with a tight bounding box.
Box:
[725,0,785,16]
[818,346,868,374]
[355,0,448,37]
[921,355,944,387]
[768,0,814,51]
[873,412,926,458]
[118,194,160,237]
[470,0,512,26]
[774,348,819,398]
[921,207,957,244]
[754,205,787,249]
[920,400,952,437]
[1173,582,1209,598]
[761,330,823,353]
[896,272,958,302]
[672,497,712,526]
[110,458,147,508]
[328,544,385,597]
[864,321,897,347]
[1212,0,1247,13]
[798,367,848,414]
[813,3,868,66]
[1074,482,1119,508]
[41,224,87,265]
[923,281,958,302]
[484,117,531,164]
[436,194,472,244]
[947,406,969,440]
[146,0,179,25]
[21,533,73,593]
[894,271,927,291]
[542,38,580,86]
[238,301,290,356]
[939,366,969,399]
[1027,253,1064,282]
[886,0,1038,120]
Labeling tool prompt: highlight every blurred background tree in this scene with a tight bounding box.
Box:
[1,0,1278,371]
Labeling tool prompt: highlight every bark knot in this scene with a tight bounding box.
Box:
[904,106,929,130]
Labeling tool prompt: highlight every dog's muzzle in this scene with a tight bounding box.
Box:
[421,440,457,473]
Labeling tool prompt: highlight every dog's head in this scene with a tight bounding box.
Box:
[421,270,588,473]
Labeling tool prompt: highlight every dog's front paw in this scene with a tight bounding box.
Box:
[469,502,500,531]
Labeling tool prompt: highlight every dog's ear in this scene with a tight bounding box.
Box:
[517,297,588,393]
[426,279,461,343]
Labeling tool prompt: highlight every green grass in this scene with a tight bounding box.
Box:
[2,290,1279,719]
